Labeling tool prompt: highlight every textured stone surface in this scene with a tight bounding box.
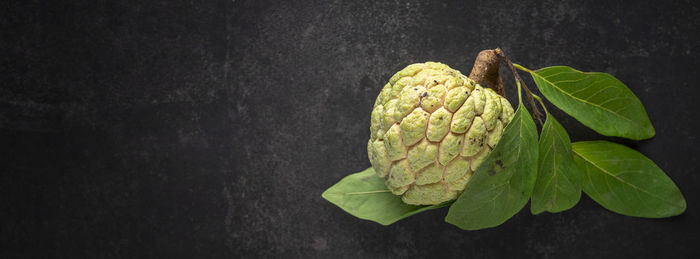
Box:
[1,0,700,258]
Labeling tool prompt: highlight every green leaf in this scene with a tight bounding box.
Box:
[572,141,686,218]
[516,65,655,140]
[531,112,581,214]
[322,167,449,225]
[445,103,539,230]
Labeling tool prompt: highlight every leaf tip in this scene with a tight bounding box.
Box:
[644,124,656,139]
[321,189,329,201]
[670,193,687,217]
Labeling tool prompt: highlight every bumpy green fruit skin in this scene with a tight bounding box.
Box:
[367,62,515,205]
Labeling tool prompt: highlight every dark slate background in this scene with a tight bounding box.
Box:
[2,0,699,257]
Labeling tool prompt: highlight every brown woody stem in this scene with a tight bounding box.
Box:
[469,49,505,97]
[470,48,544,125]
[497,50,544,125]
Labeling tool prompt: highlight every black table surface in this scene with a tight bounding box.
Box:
[2,0,699,257]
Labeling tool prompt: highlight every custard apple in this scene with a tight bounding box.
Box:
[367,62,515,205]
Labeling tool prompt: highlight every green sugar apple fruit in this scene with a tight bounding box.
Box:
[367,62,515,205]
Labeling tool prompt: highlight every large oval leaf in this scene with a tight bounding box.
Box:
[322,168,449,225]
[531,112,581,214]
[572,141,686,218]
[516,65,655,140]
[445,103,539,230]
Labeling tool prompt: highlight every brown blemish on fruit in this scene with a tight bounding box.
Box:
[488,169,496,176]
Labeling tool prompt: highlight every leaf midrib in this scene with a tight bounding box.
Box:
[548,121,560,208]
[572,149,682,209]
[325,190,392,196]
[531,69,637,125]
